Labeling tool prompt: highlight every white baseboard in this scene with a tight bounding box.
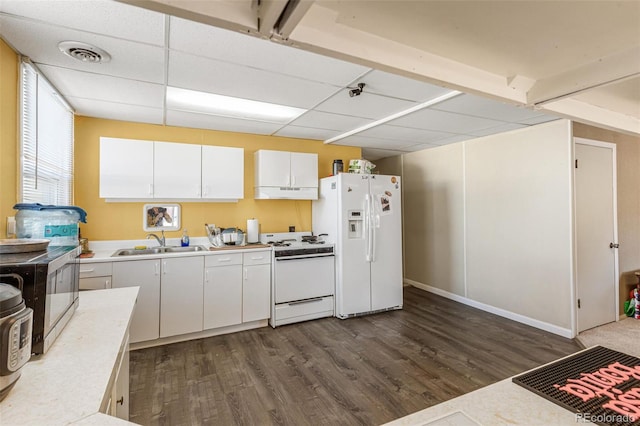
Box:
[405,279,573,339]
[130,320,268,350]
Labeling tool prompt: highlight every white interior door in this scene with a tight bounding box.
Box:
[575,139,618,332]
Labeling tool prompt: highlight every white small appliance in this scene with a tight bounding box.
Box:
[312,174,403,318]
[0,283,33,401]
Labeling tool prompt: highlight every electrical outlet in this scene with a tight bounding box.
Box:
[289,226,295,232]
[7,216,16,237]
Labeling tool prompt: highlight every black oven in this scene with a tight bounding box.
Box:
[0,245,80,354]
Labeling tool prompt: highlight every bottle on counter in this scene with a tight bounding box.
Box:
[181,229,190,247]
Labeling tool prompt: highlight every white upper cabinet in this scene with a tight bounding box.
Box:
[154,141,202,199]
[100,137,154,198]
[202,145,244,200]
[99,137,244,201]
[290,152,319,188]
[254,149,318,200]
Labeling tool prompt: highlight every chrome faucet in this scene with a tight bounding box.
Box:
[146,230,166,247]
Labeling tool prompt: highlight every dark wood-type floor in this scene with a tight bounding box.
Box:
[129,286,582,425]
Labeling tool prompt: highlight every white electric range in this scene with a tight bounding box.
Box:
[260,232,335,327]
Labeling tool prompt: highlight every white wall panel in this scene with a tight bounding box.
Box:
[403,143,465,296]
[464,120,573,329]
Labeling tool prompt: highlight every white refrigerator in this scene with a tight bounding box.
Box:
[312,173,403,318]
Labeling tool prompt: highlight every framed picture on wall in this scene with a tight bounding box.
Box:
[143,204,181,232]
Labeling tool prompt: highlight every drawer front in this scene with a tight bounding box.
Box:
[205,253,242,267]
[274,296,334,321]
[79,262,113,278]
[242,251,271,266]
[80,276,112,290]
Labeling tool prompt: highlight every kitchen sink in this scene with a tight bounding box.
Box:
[111,245,208,257]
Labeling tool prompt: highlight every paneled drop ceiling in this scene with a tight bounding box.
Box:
[2,1,636,161]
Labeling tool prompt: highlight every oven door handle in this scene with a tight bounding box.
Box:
[275,254,335,261]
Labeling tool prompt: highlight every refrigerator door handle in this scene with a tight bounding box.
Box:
[365,193,372,262]
[372,212,379,262]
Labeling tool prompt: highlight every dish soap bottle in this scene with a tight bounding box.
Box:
[181,229,190,247]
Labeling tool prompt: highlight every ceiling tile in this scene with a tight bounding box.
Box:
[388,108,506,134]
[467,123,527,137]
[517,115,560,125]
[37,65,165,108]
[274,125,341,140]
[0,16,165,83]
[400,143,443,152]
[432,93,550,123]
[361,148,406,161]
[170,17,369,86]
[69,97,163,124]
[0,0,166,45]
[168,51,340,109]
[355,69,454,102]
[334,134,417,149]
[315,91,416,119]
[358,124,456,144]
[288,110,373,131]
[166,110,284,135]
[433,134,476,146]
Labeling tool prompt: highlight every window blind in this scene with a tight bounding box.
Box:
[20,60,74,205]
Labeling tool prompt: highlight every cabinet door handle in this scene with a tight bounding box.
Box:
[292,174,296,186]
[154,263,159,275]
[244,268,247,280]
[148,183,153,195]
[117,396,124,405]
[197,184,201,197]
[218,257,232,263]
[162,261,167,274]
[205,269,209,283]
[251,256,264,260]
[203,185,208,197]
[79,268,95,273]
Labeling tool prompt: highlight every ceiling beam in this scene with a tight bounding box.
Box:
[541,98,640,136]
[285,5,528,105]
[275,0,315,40]
[257,0,289,36]
[527,46,640,106]
[117,0,258,34]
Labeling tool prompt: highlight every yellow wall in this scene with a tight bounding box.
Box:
[0,39,18,238]
[74,117,360,241]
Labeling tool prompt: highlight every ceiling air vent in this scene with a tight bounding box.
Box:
[58,41,111,63]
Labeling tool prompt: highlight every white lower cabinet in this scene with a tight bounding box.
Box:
[204,251,271,328]
[104,250,269,346]
[204,254,243,329]
[110,332,130,421]
[79,262,113,290]
[160,256,204,338]
[112,259,161,343]
[242,252,271,323]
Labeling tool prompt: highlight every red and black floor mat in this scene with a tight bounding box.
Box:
[512,346,640,426]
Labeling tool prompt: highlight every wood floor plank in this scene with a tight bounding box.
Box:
[129,286,582,426]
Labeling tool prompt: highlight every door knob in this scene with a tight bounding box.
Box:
[610,242,620,249]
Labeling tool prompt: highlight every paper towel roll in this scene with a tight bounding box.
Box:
[247,218,259,243]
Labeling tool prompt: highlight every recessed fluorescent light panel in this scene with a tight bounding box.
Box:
[166,87,306,124]
[325,90,463,144]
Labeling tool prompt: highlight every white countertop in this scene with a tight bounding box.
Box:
[0,287,139,425]
[82,237,271,263]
